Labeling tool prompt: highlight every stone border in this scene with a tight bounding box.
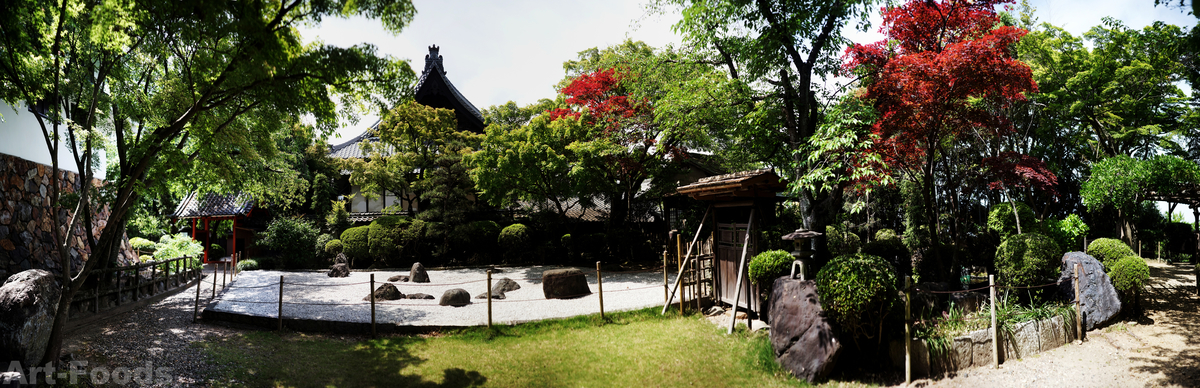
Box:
[890,314,1078,376]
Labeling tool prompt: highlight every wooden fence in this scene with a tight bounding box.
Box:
[68,256,201,318]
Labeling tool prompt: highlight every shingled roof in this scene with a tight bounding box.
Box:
[676,169,787,201]
[173,192,255,219]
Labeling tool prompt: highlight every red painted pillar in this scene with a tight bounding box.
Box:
[203,218,210,263]
[231,217,238,263]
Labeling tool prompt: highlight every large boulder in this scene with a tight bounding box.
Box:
[0,270,60,367]
[542,268,591,299]
[410,263,430,283]
[1057,252,1121,330]
[327,263,350,278]
[333,253,348,265]
[363,283,404,301]
[768,277,840,383]
[476,277,521,299]
[439,288,471,306]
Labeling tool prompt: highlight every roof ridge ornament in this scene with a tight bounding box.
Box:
[425,45,445,75]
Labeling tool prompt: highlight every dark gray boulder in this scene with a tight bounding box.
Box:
[0,270,60,367]
[476,277,521,299]
[1057,252,1121,330]
[388,275,410,283]
[768,277,840,383]
[327,263,350,278]
[439,288,471,306]
[410,262,430,283]
[542,268,591,299]
[334,253,348,265]
[363,283,404,301]
[407,293,435,300]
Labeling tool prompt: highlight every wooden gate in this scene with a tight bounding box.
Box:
[715,221,759,312]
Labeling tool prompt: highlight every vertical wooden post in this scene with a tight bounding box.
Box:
[487,270,493,328]
[728,208,756,335]
[211,263,217,299]
[1074,263,1083,341]
[663,251,669,306]
[990,274,998,368]
[134,263,142,301]
[905,276,912,384]
[221,259,227,288]
[597,261,605,320]
[93,269,100,314]
[370,274,376,337]
[277,275,284,331]
[151,261,157,296]
[193,269,202,323]
[694,257,701,312]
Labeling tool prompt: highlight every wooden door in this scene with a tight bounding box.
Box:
[715,218,759,312]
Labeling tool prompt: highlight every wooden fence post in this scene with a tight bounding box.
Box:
[663,251,669,306]
[487,270,493,328]
[193,269,202,323]
[93,270,101,314]
[277,275,284,331]
[134,263,142,302]
[990,274,998,369]
[1074,263,1083,341]
[370,274,376,337]
[211,263,217,299]
[905,276,911,385]
[597,261,605,320]
[151,261,157,296]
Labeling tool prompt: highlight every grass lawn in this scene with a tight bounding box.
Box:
[196,308,876,388]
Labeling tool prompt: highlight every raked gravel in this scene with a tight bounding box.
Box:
[211,266,676,326]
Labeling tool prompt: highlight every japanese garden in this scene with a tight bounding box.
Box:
[0,0,1198,387]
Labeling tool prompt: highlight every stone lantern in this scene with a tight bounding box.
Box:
[782,228,823,281]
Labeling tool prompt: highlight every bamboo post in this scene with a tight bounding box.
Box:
[193,270,202,323]
[277,275,284,331]
[1074,263,1083,341]
[727,208,756,335]
[663,251,669,306]
[990,274,998,368]
[693,257,701,312]
[211,263,217,299]
[222,259,227,288]
[597,261,605,320]
[487,270,493,328]
[905,276,912,384]
[370,274,377,337]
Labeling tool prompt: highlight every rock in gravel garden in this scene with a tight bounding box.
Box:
[407,293,435,300]
[388,274,410,282]
[328,263,350,278]
[439,288,471,306]
[363,283,404,301]
[542,268,591,299]
[410,262,430,283]
[476,277,521,299]
[334,253,348,265]
[1057,252,1121,330]
[0,269,60,368]
[768,277,840,383]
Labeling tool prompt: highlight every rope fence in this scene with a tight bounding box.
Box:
[195,262,672,334]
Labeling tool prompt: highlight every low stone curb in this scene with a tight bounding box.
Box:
[890,315,1079,376]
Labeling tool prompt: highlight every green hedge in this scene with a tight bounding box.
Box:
[1107,255,1150,295]
[369,216,409,266]
[987,202,1038,239]
[748,250,794,286]
[340,226,370,267]
[259,217,321,269]
[826,224,861,257]
[815,253,898,339]
[499,223,530,250]
[325,239,343,255]
[875,228,898,242]
[129,237,157,253]
[1087,238,1135,267]
[995,233,1062,287]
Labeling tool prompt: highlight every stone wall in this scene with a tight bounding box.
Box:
[0,153,137,283]
[890,315,1079,376]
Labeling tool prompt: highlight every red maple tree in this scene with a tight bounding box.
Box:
[844,0,1050,277]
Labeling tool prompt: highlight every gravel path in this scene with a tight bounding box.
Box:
[211,266,674,326]
[896,260,1199,388]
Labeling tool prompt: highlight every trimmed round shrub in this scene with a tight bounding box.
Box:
[340,226,370,266]
[130,237,157,253]
[325,239,343,255]
[995,233,1062,287]
[369,216,409,265]
[139,254,153,263]
[826,224,861,257]
[498,223,530,251]
[236,259,259,271]
[1107,255,1150,295]
[315,233,336,254]
[1087,238,1136,267]
[749,250,794,286]
[815,253,898,339]
[259,217,321,269]
[154,233,203,260]
[987,202,1038,239]
[875,228,898,242]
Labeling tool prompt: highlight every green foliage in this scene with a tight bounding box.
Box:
[825,224,861,257]
[236,259,260,272]
[748,250,794,286]
[340,226,371,267]
[815,254,898,340]
[875,229,898,242]
[1107,256,1150,295]
[153,233,203,260]
[987,202,1038,238]
[862,238,908,264]
[369,216,410,266]
[315,233,336,257]
[995,233,1062,287]
[325,200,352,236]
[1083,155,1200,214]
[1087,238,1136,267]
[499,224,531,252]
[139,255,153,263]
[467,112,590,218]
[1045,214,1090,252]
[129,237,157,253]
[259,218,321,269]
[325,239,343,255]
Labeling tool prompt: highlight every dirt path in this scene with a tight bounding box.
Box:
[905,260,1199,388]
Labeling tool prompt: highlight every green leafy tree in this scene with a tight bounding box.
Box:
[0,0,417,363]
[1082,155,1200,244]
[467,113,591,219]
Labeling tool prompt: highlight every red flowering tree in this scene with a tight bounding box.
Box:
[844,0,1047,278]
